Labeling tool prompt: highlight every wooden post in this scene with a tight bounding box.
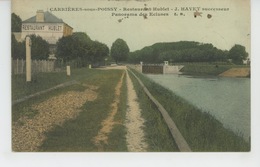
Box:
[163,61,168,74]
[21,59,24,74]
[140,61,143,73]
[26,36,31,82]
[66,65,71,76]
[16,59,19,74]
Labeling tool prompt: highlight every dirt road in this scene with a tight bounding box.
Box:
[94,66,148,151]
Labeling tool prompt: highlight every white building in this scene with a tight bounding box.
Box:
[21,10,73,44]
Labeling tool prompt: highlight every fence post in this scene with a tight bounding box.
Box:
[41,60,44,72]
[16,59,19,74]
[21,59,24,74]
[67,66,71,76]
[47,61,50,72]
[140,61,143,73]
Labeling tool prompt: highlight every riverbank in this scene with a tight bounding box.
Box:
[219,68,250,77]
[180,64,250,77]
[147,73,250,141]
[129,68,250,151]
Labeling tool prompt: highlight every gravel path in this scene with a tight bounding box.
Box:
[93,67,148,152]
[125,70,148,152]
[12,84,98,152]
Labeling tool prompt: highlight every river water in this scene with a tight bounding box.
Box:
[147,74,250,141]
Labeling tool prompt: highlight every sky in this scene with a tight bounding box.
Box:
[12,0,250,54]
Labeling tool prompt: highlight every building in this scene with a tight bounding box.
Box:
[21,10,73,59]
[21,10,73,44]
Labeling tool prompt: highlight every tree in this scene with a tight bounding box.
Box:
[56,32,110,67]
[111,39,129,63]
[228,44,248,64]
[89,41,109,64]
[11,13,22,32]
[29,35,50,60]
[11,33,25,59]
[56,35,76,62]
[11,34,49,60]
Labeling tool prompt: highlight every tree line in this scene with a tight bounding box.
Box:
[12,12,248,66]
[128,41,248,65]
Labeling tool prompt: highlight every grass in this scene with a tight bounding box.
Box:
[13,66,250,152]
[180,64,250,76]
[38,69,126,151]
[129,68,250,152]
[105,74,128,151]
[12,68,128,152]
[12,71,71,100]
[128,70,179,151]
[12,68,91,122]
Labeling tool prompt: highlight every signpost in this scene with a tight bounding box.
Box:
[26,36,31,82]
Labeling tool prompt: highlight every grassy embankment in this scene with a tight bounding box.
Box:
[180,64,250,76]
[12,72,71,101]
[129,68,250,152]
[12,68,128,151]
[128,70,179,151]
[13,68,181,151]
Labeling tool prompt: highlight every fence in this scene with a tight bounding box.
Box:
[12,59,57,74]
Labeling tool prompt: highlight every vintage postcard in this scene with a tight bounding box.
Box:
[11,0,250,152]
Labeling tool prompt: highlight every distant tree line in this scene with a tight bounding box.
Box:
[128,41,248,65]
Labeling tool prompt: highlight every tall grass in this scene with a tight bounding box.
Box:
[130,68,250,151]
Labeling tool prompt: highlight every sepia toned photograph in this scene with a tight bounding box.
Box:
[11,0,250,152]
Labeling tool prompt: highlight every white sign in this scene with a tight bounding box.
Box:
[22,23,63,32]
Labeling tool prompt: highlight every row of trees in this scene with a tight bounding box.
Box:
[11,12,129,67]
[12,34,50,60]
[56,32,109,67]
[128,41,248,65]
[11,31,129,67]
